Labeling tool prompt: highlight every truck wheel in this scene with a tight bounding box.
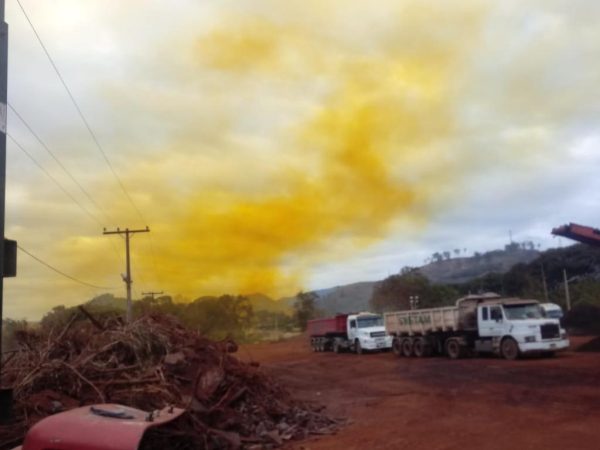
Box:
[355,339,363,354]
[392,338,403,357]
[401,338,413,357]
[413,337,431,357]
[311,339,317,352]
[333,341,341,354]
[501,337,519,360]
[445,339,463,359]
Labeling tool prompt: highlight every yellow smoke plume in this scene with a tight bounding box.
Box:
[115,1,489,298]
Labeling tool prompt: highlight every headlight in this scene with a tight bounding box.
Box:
[525,335,536,343]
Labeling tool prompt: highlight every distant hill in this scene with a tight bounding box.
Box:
[314,281,377,315]
[246,293,292,313]
[418,247,540,284]
[191,293,292,314]
[311,245,541,316]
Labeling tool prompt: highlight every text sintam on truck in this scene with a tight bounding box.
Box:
[384,293,569,360]
[307,312,393,353]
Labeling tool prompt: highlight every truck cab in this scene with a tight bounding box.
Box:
[539,303,564,320]
[476,299,569,358]
[346,313,392,353]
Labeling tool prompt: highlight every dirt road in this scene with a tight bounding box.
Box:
[241,336,600,450]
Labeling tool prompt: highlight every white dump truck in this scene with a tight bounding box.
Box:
[307,312,393,353]
[384,293,569,360]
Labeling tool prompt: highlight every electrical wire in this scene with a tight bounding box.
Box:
[7,132,104,227]
[14,0,160,287]
[14,0,146,223]
[17,244,118,290]
[8,102,116,225]
[8,107,127,264]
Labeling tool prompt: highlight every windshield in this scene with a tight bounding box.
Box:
[503,304,544,320]
[545,310,563,319]
[357,316,383,328]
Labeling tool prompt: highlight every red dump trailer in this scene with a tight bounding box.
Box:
[306,313,392,353]
[306,314,349,338]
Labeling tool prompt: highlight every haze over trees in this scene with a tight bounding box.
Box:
[293,291,320,331]
[370,269,458,313]
[4,244,600,352]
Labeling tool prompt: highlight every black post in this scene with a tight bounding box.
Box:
[0,0,11,423]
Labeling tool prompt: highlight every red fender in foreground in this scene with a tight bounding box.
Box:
[13,404,184,450]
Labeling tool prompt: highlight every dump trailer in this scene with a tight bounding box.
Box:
[307,312,392,354]
[384,293,569,360]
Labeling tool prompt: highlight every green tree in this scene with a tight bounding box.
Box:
[182,295,254,341]
[294,291,319,331]
[2,318,28,352]
[370,272,458,312]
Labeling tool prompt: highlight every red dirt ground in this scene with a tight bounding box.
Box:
[240,336,600,450]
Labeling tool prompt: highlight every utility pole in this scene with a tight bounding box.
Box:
[142,291,163,300]
[0,0,10,423]
[103,227,149,322]
[562,268,571,311]
[541,263,549,302]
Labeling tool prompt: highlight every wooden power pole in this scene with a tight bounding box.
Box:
[142,291,163,300]
[103,227,149,322]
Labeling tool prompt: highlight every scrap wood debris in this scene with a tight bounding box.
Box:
[0,312,341,449]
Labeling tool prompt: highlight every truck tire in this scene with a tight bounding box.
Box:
[401,338,413,357]
[501,337,519,360]
[392,338,403,357]
[355,339,364,354]
[413,337,432,357]
[333,340,341,354]
[445,338,463,359]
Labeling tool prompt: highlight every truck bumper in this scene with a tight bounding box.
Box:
[518,338,570,353]
[360,337,393,351]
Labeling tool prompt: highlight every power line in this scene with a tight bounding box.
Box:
[7,132,126,266]
[17,244,117,290]
[14,0,157,287]
[8,102,115,225]
[14,0,146,223]
[7,132,103,227]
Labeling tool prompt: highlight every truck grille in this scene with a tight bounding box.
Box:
[540,323,560,340]
[370,331,387,338]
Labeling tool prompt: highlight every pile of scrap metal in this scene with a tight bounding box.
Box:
[0,312,340,449]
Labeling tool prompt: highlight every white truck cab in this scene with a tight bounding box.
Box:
[346,313,393,353]
[540,303,564,320]
[476,300,569,358]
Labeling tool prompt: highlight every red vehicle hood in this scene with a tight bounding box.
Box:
[14,404,184,450]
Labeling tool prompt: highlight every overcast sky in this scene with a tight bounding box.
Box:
[4,0,600,319]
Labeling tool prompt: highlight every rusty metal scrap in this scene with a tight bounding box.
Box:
[0,313,340,449]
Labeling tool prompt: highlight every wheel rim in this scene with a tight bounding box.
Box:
[502,339,518,360]
[402,339,413,357]
[414,339,424,357]
[356,341,362,354]
[447,340,459,358]
[392,339,402,356]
